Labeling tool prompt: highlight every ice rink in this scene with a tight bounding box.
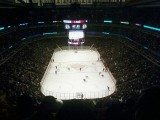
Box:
[41,47,116,100]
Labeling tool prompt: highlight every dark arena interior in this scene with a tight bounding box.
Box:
[0,0,160,120]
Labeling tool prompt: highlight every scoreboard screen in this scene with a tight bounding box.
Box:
[72,24,80,29]
[65,24,87,30]
[82,24,87,29]
[65,24,70,29]
[68,30,84,39]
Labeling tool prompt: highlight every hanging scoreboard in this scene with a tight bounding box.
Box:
[63,20,87,45]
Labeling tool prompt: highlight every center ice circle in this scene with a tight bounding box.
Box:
[70,63,85,70]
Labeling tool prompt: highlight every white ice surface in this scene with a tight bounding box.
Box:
[41,49,116,100]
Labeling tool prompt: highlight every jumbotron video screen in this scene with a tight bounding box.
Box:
[68,30,84,40]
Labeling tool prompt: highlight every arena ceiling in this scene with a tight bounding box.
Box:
[126,0,160,7]
[0,0,160,8]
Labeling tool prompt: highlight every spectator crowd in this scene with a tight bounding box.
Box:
[0,6,160,120]
[0,32,160,120]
